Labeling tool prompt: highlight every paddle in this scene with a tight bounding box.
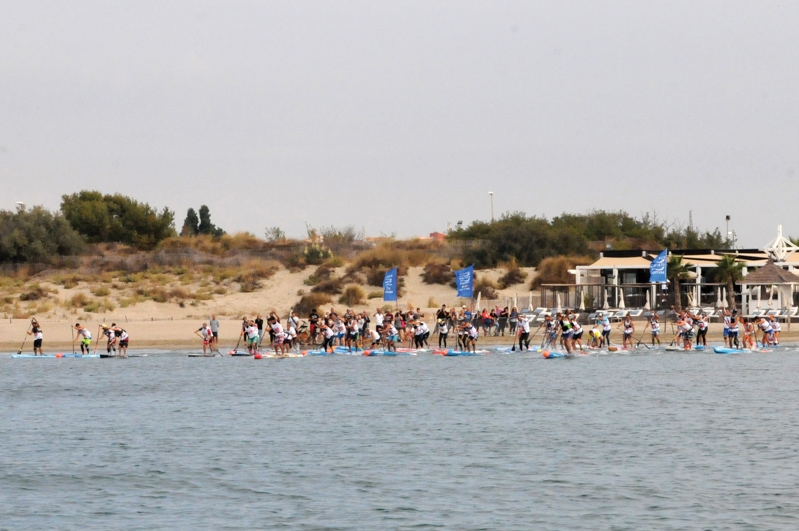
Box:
[93,325,101,354]
[16,323,32,355]
[634,334,651,349]
[71,325,75,355]
[231,332,243,355]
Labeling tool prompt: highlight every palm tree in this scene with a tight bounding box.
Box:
[667,255,691,312]
[715,254,744,310]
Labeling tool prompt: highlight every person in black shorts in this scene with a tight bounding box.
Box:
[29,318,44,356]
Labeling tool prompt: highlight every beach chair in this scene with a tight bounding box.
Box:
[533,307,547,316]
[747,309,764,319]
[626,309,644,318]
[766,309,780,317]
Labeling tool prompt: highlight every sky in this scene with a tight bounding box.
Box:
[1,0,798,247]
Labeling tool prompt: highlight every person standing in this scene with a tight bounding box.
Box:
[509,307,519,335]
[616,312,634,350]
[196,322,213,356]
[517,313,531,350]
[28,318,44,356]
[597,312,611,348]
[73,323,92,355]
[642,313,661,346]
[255,314,264,344]
[209,315,220,348]
[438,318,449,348]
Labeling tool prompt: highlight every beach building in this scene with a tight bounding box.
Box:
[538,226,799,320]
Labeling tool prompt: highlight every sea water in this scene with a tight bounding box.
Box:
[2,348,799,530]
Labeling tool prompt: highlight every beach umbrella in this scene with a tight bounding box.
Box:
[556,292,562,313]
[579,289,585,311]
[716,287,722,308]
[513,292,518,310]
[644,290,651,310]
[475,292,481,311]
[603,288,610,309]
[722,287,728,308]
[529,291,533,311]
[686,290,695,308]
[755,287,761,310]
[768,285,774,308]
[618,289,626,310]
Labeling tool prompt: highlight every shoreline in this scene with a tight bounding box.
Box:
[2,318,796,351]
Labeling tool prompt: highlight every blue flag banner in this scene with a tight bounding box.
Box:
[649,250,668,283]
[383,267,398,302]
[454,265,474,298]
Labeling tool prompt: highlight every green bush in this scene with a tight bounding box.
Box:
[0,206,85,264]
[61,190,176,250]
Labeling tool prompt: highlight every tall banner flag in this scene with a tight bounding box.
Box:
[454,265,474,298]
[649,250,668,283]
[383,267,398,302]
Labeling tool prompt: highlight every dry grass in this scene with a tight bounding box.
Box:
[473,277,499,299]
[422,262,452,284]
[530,255,592,289]
[339,285,366,306]
[498,258,528,289]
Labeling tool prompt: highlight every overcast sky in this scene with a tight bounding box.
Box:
[1,1,797,247]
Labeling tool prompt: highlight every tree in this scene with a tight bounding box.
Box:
[198,205,224,236]
[667,255,691,312]
[181,208,200,236]
[264,226,286,242]
[715,254,744,310]
[0,206,85,263]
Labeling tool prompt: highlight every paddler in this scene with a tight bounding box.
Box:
[73,323,92,354]
[588,328,601,348]
[461,320,478,353]
[641,312,661,346]
[101,324,117,355]
[569,313,584,351]
[769,315,781,345]
[28,318,44,356]
[558,312,573,353]
[727,310,740,349]
[694,312,709,347]
[517,313,531,350]
[616,312,635,350]
[596,312,611,348]
[246,319,260,354]
[756,315,773,347]
[675,313,693,350]
[112,323,129,357]
[196,322,213,355]
[268,316,287,356]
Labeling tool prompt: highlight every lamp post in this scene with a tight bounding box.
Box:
[488,191,494,223]
[725,215,730,247]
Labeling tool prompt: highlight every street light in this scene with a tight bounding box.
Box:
[488,191,494,222]
[725,215,731,247]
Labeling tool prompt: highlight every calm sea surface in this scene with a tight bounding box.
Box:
[2,348,799,530]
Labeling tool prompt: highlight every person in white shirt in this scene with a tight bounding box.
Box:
[268,317,287,355]
[517,314,531,350]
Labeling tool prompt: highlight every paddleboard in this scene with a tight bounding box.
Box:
[439,349,488,356]
[188,353,220,357]
[542,350,569,359]
[713,346,748,354]
[100,353,147,358]
[607,346,629,353]
[12,353,100,359]
[362,349,416,356]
